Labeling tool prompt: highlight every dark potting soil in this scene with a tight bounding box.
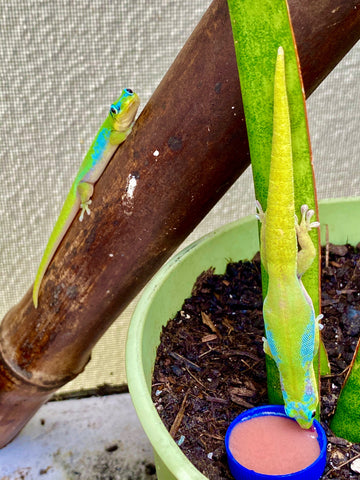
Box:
[152,243,360,479]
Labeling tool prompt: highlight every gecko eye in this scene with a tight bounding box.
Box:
[110,105,119,115]
[311,411,316,418]
[124,88,133,95]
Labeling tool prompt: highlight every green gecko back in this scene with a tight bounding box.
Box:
[256,47,321,429]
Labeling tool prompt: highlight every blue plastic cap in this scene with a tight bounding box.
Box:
[225,405,327,480]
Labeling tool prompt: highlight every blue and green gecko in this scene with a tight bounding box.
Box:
[256,47,322,429]
[33,88,140,308]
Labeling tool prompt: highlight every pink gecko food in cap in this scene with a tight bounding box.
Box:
[225,405,327,480]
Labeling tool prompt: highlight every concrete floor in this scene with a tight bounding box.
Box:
[0,394,156,480]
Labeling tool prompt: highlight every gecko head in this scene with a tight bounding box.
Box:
[109,88,140,131]
[285,400,317,429]
[281,362,319,429]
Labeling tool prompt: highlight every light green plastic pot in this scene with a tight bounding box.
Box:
[126,197,360,480]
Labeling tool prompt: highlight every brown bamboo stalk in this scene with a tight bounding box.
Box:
[0,0,359,447]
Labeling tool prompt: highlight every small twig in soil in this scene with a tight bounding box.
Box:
[198,345,218,358]
[201,312,221,337]
[202,334,218,343]
[322,366,350,379]
[170,390,189,438]
[229,391,255,409]
[185,366,210,392]
[229,386,256,408]
[337,289,358,295]
[169,352,202,372]
[240,358,252,369]
[205,396,228,404]
[200,432,224,442]
[241,359,262,374]
[223,350,260,362]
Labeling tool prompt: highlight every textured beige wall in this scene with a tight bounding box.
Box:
[0,1,359,393]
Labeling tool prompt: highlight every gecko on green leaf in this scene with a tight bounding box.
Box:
[33,88,140,308]
[256,47,322,429]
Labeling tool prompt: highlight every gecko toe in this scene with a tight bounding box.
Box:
[300,204,309,215]
[255,200,265,222]
[306,208,315,222]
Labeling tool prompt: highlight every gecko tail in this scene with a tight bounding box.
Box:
[33,238,60,309]
[33,281,41,309]
[33,287,39,309]
[32,198,80,308]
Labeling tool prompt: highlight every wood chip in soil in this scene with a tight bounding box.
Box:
[152,243,360,479]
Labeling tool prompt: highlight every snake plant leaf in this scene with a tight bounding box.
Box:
[330,336,360,442]
[227,0,329,405]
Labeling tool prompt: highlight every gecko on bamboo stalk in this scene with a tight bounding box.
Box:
[33,89,140,308]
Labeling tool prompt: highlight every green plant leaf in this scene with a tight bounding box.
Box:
[330,336,360,441]
[227,0,327,404]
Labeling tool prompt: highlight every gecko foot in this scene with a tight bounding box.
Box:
[255,200,265,223]
[316,314,324,330]
[262,336,274,359]
[79,200,92,222]
[295,204,320,234]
